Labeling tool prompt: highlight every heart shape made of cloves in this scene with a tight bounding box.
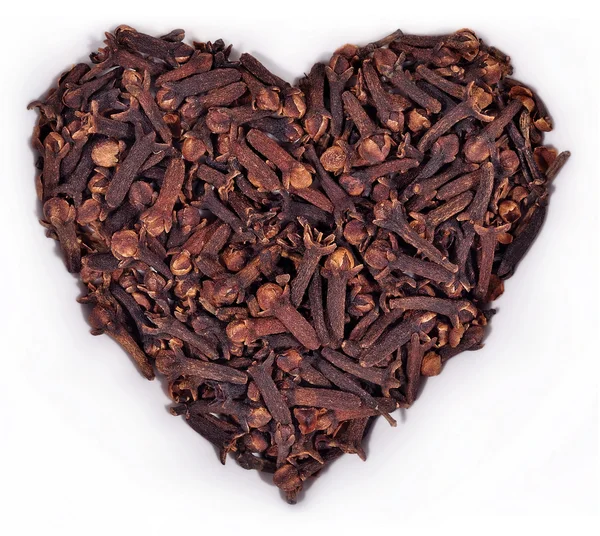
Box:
[30,25,569,503]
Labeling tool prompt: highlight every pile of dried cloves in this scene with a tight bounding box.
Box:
[30,25,569,502]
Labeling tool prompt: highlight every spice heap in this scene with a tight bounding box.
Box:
[30,26,569,502]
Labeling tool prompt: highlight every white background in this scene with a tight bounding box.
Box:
[1,1,598,533]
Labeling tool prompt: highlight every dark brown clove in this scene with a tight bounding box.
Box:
[257,283,320,350]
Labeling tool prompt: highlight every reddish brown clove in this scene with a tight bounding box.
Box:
[256,283,320,350]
